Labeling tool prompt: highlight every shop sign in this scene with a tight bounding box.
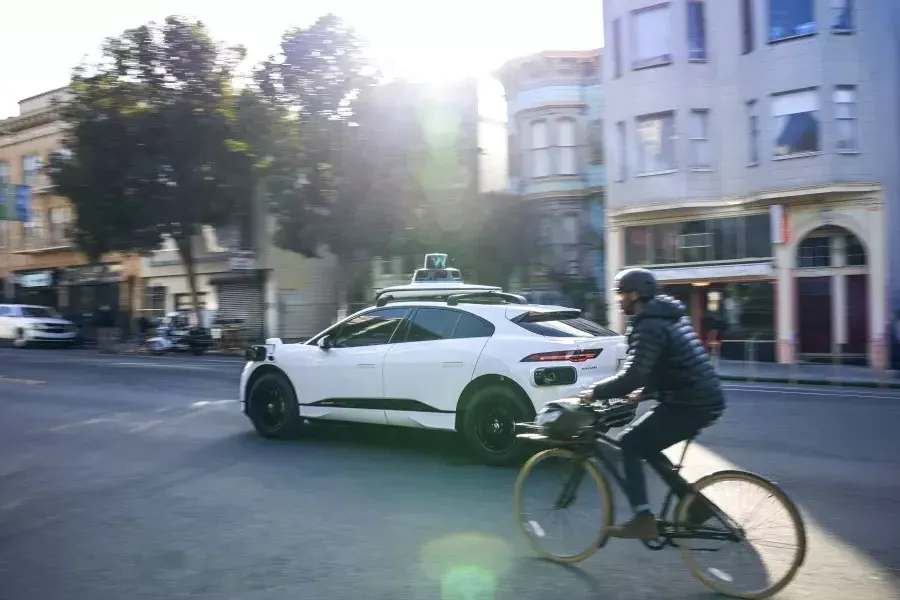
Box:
[17,271,53,288]
[60,263,124,285]
[651,261,774,283]
[229,251,257,271]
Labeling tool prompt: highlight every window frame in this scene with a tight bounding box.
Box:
[686,1,708,62]
[588,119,604,165]
[530,119,551,178]
[612,19,623,78]
[326,306,412,349]
[615,120,627,181]
[834,85,858,153]
[771,88,821,159]
[555,117,579,176]
[742,0,755,54]
[635,110,677,175]
[746,100,760,165]
[688,109,712,170]
[631,3,673,71]
[22,155,43,188]
[396,307,495,343]
[830,0,854,33]
[767,0,817,44]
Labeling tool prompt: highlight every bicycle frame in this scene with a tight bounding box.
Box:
[552,432,742,547]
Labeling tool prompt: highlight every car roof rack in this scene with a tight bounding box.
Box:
[446,291,527,306]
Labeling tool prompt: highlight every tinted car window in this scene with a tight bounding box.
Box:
[516,317,618,338]
[406,308,461,342]
[331,307,410,348]
[452,312,495,339]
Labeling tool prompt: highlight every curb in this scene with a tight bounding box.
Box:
[720,375,900,389]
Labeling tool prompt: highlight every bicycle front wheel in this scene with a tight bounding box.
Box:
[676,469,807,600]
[513,448,613,563]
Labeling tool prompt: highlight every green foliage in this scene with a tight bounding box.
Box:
[47,16,274,314]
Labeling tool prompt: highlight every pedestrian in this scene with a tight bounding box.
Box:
[94,305,115,353]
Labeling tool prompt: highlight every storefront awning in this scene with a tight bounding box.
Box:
[651,261,774,283]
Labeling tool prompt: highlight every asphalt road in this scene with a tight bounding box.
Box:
[0,348,898,600]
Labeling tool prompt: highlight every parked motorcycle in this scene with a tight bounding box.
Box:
[145,312,213,356]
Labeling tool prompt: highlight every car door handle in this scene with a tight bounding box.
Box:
[442,361,463,367]
[357,363,377,369]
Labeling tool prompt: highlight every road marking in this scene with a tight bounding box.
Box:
[0,376,45,385]
[190,400,237,408]
[723,383,900,399]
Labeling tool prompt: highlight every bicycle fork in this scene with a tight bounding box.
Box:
[554,459,588,510]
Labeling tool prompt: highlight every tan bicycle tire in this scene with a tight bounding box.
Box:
[513,448,614,564]
[676,469,808,600]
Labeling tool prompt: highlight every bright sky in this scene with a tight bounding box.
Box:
[0,0,604,120]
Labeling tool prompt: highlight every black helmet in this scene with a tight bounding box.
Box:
[535,399,597,440]
[614,268,657,300]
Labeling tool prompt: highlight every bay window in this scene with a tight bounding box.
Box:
[772,89,820,157]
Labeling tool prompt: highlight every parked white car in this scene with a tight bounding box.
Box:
[240,284,628,465]
[0,304,77,347]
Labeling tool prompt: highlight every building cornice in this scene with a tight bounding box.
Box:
[606,183,883,221]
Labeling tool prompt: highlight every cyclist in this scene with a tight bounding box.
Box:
[581,268,725,540]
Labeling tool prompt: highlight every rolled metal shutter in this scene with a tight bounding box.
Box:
[215,280,265,343]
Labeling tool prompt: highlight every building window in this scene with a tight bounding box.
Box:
[742,0,755,53]
[588,119,604,165]
[834,86,858,152]
[624,215,773,266]
[175,292,208,312]
[746,100,759,164]
[768,0,816,42]
[530,120,550,178]
[635,111,676,174]
[23,209,42,243]
[845,233,866,266]
[831,0,853,32]
[613,19,623,78]
[556,118,578,175]
[22,155,43,188]
[797,236,831,268]
[0,160,8,185]
[615,121,627,181]
[631,3,672,70]
[48,207,70,244]
[688,109,711,169]
[687,1,708,61]
[142,286,167,313]
[772,89,819,157]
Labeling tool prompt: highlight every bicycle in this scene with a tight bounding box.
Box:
[513,399,807,600]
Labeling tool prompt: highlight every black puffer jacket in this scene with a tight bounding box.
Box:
[590,295,725,413]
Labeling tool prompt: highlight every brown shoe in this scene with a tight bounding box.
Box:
[608,513,659,540]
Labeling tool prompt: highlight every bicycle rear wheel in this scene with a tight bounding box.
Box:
[676,470,807,600]
[513,448,613,563]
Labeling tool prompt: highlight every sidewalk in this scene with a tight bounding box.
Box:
[715,359,900,389]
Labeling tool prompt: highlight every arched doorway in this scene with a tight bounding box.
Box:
[794,225,868,362]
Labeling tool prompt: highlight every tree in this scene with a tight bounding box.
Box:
[48,16,273,320]
[257,14,389,312]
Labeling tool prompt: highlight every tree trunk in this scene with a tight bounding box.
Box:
[175,236,203,326]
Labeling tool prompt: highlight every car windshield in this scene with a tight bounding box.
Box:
[21,306,61,319]
[515,316,618,338]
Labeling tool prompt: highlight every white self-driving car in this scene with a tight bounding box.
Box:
[240,258,628,465]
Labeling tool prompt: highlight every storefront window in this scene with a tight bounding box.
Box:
[625,226,652,265]
[720,282,775,341]
[624,214,773,266]
[653,223,679,263]
[744,214,772,258]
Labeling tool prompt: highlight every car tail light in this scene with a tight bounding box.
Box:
[520,349,603,363]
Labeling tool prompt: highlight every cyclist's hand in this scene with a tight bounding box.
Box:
[626,389,645,404]
[578,387,596,405]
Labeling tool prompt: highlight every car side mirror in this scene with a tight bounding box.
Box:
[317,335,332,350]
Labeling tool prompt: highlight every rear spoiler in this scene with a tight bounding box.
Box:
[510,309,581,324]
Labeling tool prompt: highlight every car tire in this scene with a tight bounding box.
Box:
[461,384,534,467]
[13,329,28,349]
[247,371,304,439]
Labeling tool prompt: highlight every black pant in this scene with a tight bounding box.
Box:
[616,403,718,513]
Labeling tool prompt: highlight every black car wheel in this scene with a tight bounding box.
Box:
[247,372,303,439]
[461,384,534,466]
